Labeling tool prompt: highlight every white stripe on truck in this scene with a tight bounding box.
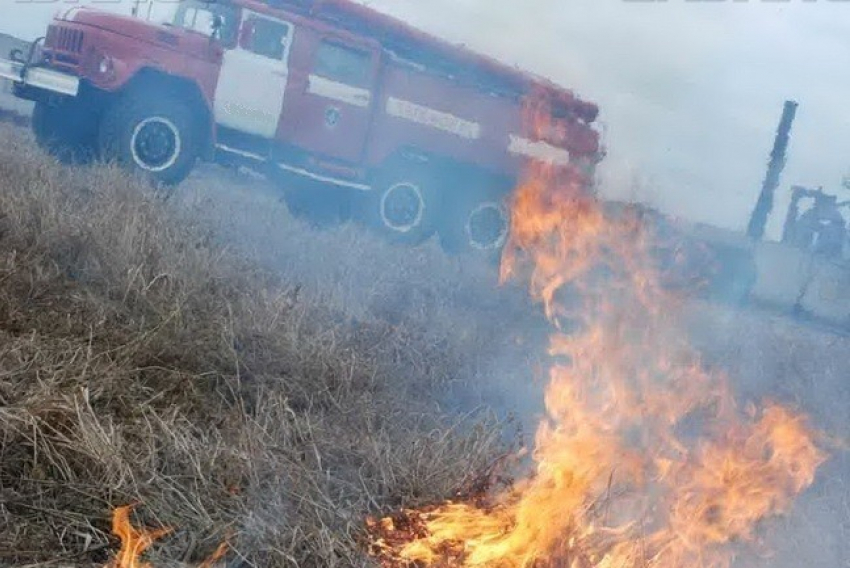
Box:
[507,135,571,166]
[386,97,482,140]
[307,75,372,108]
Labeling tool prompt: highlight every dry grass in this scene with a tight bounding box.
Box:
[1,118,847,568]
[170,163,549,421]
[0,124,509,567]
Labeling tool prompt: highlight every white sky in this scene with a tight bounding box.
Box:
[2,0,850,237]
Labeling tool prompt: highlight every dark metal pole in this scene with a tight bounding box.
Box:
[747,100,798,241]
[781,185,805,244]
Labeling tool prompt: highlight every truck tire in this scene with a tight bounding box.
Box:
[32,100,98,164]
[439,175,512,260]
[440,198,510,258]
[355,161,440,245]
[98,93,198,186]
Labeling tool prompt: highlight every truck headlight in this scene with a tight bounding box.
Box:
[98,55,113,76]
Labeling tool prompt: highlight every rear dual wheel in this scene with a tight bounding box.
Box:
[439,196,510,259]
[355,161,440,246]
[438,171,511,261]
[356,160,511,258]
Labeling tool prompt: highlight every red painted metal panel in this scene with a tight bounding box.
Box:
[47,9,222,112]
[38,1,601,184]
[366,61,520,175]
[238,0,599,122]
[277,25,380,164]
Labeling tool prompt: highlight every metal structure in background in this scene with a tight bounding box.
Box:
[782,185,849,259]
[130,0,154,20]
[747,100,798,241]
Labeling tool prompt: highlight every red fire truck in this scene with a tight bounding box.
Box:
[0,0,602,254]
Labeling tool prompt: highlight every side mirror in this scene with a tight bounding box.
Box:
[211,14,223,39]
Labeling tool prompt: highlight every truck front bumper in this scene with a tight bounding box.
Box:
[0,59,80,98]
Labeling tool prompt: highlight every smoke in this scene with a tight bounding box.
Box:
[5,0,850,235]
[1,1,847,564]
[686,304,850,568]
[174,167,551,425]
[361,0,850,238]
[175,165,849,568]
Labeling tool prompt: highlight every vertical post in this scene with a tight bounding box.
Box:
[781,185,805,244]
[747,100,798,241]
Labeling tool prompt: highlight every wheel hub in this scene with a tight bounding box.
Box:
[467,202,508,250]
[131,117,181,172]
[381,182,424,233]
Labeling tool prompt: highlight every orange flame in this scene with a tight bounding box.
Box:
[368,94,827,568]
[107,505,173,568]
[105,505,228,568]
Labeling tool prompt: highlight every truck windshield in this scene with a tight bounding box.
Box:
[171,1,239,45]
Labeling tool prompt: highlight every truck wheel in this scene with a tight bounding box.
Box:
[32,100,98,163]
[439,180,511,260]
[356,162,440,245]
[99,93,198,186]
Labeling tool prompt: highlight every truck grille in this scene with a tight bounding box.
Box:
[47,26,85,54]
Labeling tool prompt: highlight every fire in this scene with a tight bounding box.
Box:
[106,505,228,568]
[106,505,173,568]
[367,96,827,568]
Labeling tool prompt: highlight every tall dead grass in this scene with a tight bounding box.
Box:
[0,124,507,567]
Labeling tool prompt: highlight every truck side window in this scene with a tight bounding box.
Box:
[242,16,290,60]
[313,41,371,88]
[172,1,238,47]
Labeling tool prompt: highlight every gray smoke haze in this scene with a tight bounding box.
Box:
[0,3,847,564]
[363,0,850,237]
[4,0,850,238]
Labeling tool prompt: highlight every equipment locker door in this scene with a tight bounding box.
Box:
[279,34,380,164]
[214,10,293,139]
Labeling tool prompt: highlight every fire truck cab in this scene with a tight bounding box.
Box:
[1,0,602,255]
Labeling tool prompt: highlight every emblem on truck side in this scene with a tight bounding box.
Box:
[325,106,341,128]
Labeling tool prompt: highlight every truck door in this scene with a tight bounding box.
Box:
[214,10,293,139]
[280,36,379,164]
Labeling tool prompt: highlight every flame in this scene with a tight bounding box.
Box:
[106,505,173,568]
[105,505,228,568]
[368,95,827,568]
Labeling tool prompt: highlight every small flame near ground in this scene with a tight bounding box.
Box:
[106,505,228,568]
[366,96,828,568]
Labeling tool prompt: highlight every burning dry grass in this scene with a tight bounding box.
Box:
[366,100,830,568]
[0,114,845,568]
[0,124,506,567]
